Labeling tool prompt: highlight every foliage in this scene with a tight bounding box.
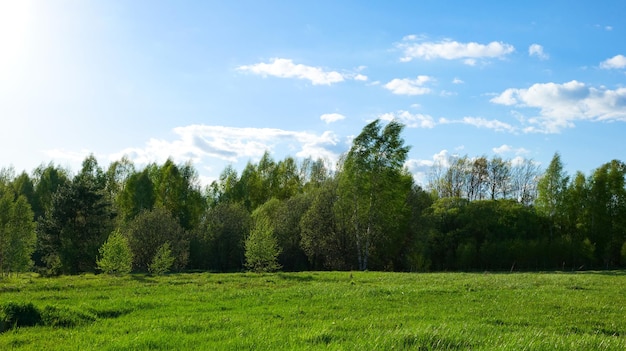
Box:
[245,206,282,272]
[149,242,175,275]
[3,120,626,274]
[38,157,114,274]
[190,201,251,272]
[124,207,189,272]
[336,119,412,270]
[0,189,37,275]
[97,230,133,275]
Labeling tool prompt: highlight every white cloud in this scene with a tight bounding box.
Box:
[354,74,368,81]
[529,44,549,60]
[110,125,341,168]
[492,144,529,155]
[492,144,512,154]
[380,110,436,128]
[461,117,517,133]
[405,149,451,185]
[490,80,626,133]
[398,37,515,64]
[383,75,432,95]
[237,58,345,85]
[440,90,457,97]
[452,78,464,84]
[600,54,626,69]
[320,113,346,124]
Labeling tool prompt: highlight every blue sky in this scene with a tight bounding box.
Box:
[1,0,625,185]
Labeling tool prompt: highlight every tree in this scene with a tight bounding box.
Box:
[300,178,354,270]
[149,242,175,275]
[124,207,189,272]
[97,230,133,275]
[245,207,281,272]
[117,168,156,223]
[335,119,411,270]
[190,201,251,271]
[152,160,205,231]
[587,160,626,267]
[0,189,37,275]
[535,153,569,239]
[39,157,114,274]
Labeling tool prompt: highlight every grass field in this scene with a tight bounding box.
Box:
[1,271,625,350]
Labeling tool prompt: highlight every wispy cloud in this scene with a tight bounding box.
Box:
[383,75,432,95]
[320,113,346,124]
[492,144,529,155]
[528,44,549,60]
[380,110,436,128]
[491,80,626,133]
[452,78,464,84]
[460,117,516,133]
[398,36,515,64]
[405,150,451,185]
[237,58,346,85]
[109,125,341,168]
[600,54,626,69]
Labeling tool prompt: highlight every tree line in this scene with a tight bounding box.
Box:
[1,119,625,275]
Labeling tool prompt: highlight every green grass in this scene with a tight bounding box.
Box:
[1,271,625,350]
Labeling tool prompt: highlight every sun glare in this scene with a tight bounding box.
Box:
[0,0,33,80]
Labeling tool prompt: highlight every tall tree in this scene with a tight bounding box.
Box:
[245,204,281,272]
[117,168,156,223]
[535,153,569,239]
[335,119,411,270]
[39,157,114,274]
[0,188,37,275]
[587,160,626,267]
[190,201,251,271]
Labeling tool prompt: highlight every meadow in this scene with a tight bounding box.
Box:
[1,271,625,350]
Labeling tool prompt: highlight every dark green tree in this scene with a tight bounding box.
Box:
[190,201,251,271]
[124,207,189,272]
[39,157,114,274]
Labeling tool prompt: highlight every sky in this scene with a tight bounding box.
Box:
[1,0,625,186]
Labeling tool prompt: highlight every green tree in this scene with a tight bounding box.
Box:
[124,207,189,272]
[587,160,626,267]
[117,168,156,223]
[152,160,205,231]
[39,157,114,274]
[300,178,354,270]
[245,208,281,272]
[335,119,411,270]
[190,201,251,271]
[536,153,569,239]
[97,230,133,275]
[149,242,175,275]
[0,189,37,275]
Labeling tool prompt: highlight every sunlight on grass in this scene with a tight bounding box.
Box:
[1,272,625,350]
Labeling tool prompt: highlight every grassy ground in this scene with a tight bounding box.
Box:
[1,271,625,350]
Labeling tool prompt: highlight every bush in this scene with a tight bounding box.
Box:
[149,242,175,275]
[97,230,133,275]
[0,302,42,332]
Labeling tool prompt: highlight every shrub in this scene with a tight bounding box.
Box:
[97,230,133,275]
[149,242,175,275]
[0,302,42,332]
